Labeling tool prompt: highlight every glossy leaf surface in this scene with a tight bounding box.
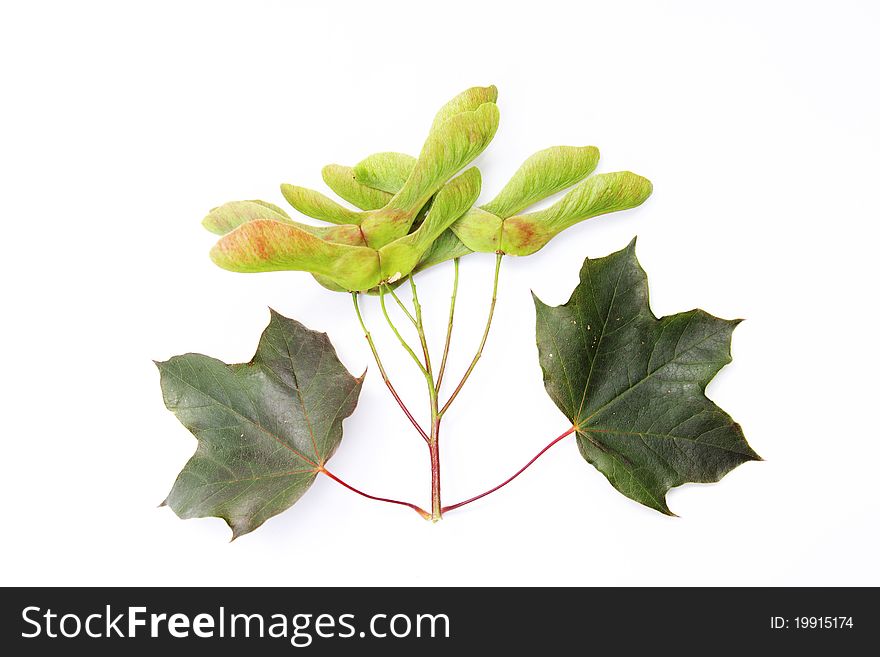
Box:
[157,311,363,538]
[534,240,759,514]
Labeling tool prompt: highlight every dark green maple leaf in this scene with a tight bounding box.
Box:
[156,310,363,538]
[534,239,759,514]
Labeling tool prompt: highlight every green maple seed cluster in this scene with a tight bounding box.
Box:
[201,85,653,291]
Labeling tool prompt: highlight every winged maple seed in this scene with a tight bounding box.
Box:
[156,85,757,538]
[201,85,651,291]
[203,88,499,292]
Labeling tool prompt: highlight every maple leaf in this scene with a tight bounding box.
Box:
[156,310,363,538]
[534,239,760,514]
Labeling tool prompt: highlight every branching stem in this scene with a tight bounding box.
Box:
[439,253,502,417]
[379,284,428,377]
[407,274,442,521]
[435,258,459,391]
[347,255,506,522]
[387,285,419,330]
[409,275,433,378]
[351,293,429,443]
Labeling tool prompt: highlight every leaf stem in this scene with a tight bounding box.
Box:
[439,253,502,417]
[355,255,504,522]
[378,280,443,520]
[435,257,459,391]
[428,414,442,522]
[321,467,430,520]
[408,274,434,379]
[441,426,576,514]
[351,293,430,443]
[379,284,429,377]
[387,285,419,330]
[407,275,443,521]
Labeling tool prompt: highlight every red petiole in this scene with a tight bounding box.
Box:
[441,426,576,514]
[320,467,430,520]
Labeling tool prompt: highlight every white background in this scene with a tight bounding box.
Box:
[2,0,878,586]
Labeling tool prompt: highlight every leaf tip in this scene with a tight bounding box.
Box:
[653,496,677,517]
[153,358,171,372]
[228,518,252,542]
[738,433,763,463]
[530,289,546,309]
